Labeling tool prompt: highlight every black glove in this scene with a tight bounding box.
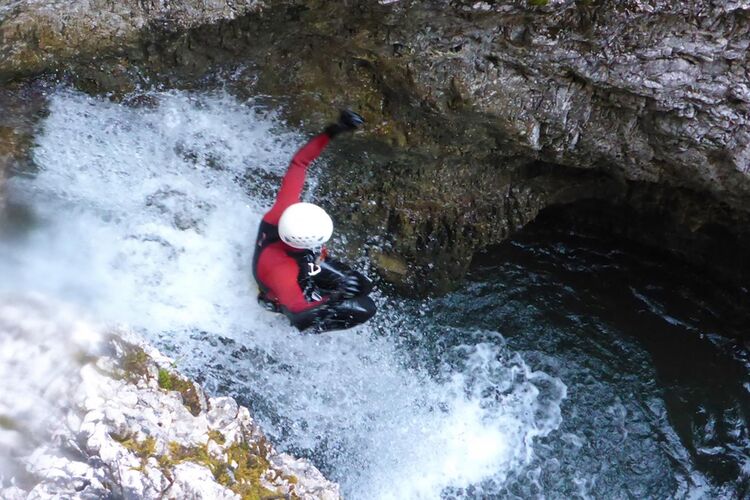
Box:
[324,110,365,138]
[336,274,363,299]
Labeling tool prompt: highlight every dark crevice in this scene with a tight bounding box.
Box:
[501,188,750,334]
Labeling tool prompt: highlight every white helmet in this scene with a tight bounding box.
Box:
[278,202,333,249]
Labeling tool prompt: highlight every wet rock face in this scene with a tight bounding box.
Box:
[0,0,263,84]
[321,142,625,293]
[395,0,750,205]
[0,129,11,209]
[0,83,45,213]
[267,0,750,292]
[3,0,749,293]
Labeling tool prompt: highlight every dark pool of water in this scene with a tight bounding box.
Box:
[387,216,750,498]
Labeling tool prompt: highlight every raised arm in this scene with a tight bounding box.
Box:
[262,110,365,225]
[263,133,330,225]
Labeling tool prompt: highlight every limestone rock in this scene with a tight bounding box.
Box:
[0,295,341,499]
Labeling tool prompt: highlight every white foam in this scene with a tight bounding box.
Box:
[0,89,565,498]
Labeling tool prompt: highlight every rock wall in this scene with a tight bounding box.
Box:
[215,0,750,293]
[2,0,749,293]
[0,296,341,499]
[0,82,44,216]
[0,0,263,83]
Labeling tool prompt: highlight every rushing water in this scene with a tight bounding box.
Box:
[0,88,748,498]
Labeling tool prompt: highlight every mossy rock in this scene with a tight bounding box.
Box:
[109,429,295,499]
[165,438,284,499]
[118,344,151,384]
[208,429,226,445]
[0,126,25,159]
[157,368,202,417]
[110,432,157,471]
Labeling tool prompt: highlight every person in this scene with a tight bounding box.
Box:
[252,110,377,333]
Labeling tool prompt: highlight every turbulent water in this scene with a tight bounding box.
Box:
[0,88,747,498]
[425,231,750,498]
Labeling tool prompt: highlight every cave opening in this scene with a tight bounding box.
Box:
[471,190,750,343]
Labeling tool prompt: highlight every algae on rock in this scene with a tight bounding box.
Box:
[157,367,203,416]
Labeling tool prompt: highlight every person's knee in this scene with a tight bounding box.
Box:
[356,295,377,321]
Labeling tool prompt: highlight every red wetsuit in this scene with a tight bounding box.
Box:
[252,133,331,329]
